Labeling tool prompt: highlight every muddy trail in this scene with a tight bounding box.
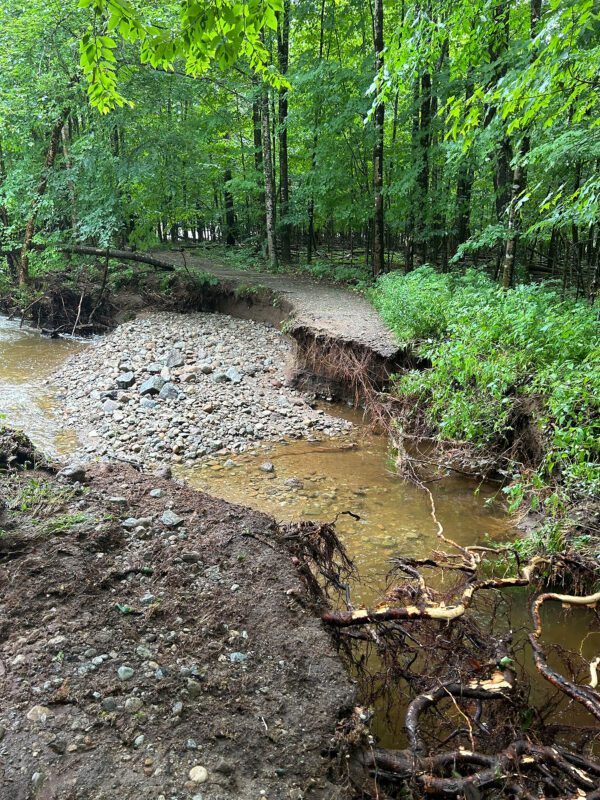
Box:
[0,457,353,800]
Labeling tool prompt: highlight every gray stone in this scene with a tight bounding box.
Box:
[124,697,143,714]
[102,399,119,413]
[212,371,229,383]
[186,738,198,750]
[149,488,165,498]
[31,772,45,792]
[229,652,248,664]
[140,398,158,409]
[155,466,172,479]
[260,462,275,473]
[147,362,162,374]
[225,366,243,384]
[161,510,184,528]
[181,551,202,564]
[116,372,135,389]
[136,645,153,659]
[172,701,184,716]
[199,364,213,375]
[140,593,156,606]
[101,697,117,712]
[186,679,203,698]
[57,463,87,483]
[166,350,185,369]
[140,376,165,396]
[159,382,180,401]
[117,665,135,681]
[284,477,304,489]
[133,734,145,748]
[121,517,139,530]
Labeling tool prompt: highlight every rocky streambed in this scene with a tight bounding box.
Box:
[51,312,352,467]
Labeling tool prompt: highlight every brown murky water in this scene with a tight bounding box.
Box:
[0,315,84,455]
[2,315,598,748]
[179,429,511,602]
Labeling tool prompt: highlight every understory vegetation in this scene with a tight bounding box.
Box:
[371,267,600,554]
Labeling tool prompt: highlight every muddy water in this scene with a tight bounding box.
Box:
[179,428,511,602]
[0,315,84,454]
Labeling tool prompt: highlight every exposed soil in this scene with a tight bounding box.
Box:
[0,455,355,800]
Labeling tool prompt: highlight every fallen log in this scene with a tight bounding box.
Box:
[0,244,177,272]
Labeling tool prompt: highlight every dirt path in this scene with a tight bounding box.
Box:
[155,251,400,360]
[0,459,354,800]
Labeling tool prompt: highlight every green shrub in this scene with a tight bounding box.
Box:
[370,267,600,520]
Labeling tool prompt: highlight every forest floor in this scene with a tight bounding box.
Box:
[0,457,354,800]
[153,250,400,359]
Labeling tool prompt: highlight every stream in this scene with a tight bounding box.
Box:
[1,313,598,749]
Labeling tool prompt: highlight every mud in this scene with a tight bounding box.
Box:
[0,458,354,800]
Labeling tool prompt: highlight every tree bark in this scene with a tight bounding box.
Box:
[252,79,267,242]
[277,0,291,263]
[260,84,278,268]
[20,107,70,286]
[371,0,385,277]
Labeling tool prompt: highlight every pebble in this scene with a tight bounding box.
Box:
[117,665,135,681]
[161,510,184,528]
[189,766,208,784]
[124,697,143,714]
[26,705,52,724]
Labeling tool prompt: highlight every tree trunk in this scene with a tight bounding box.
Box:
[372,0,385,277]
[223,167,236,246]
[252,79,267,242]
[20,107,70,286]
[307,0,326,264]
[501,165,522,288]
[277,0,291,263]
[261,85,278,268]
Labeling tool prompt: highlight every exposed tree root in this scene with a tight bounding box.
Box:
[321,518,600,797]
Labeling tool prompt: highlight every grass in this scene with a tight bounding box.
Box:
[370,267,600,550]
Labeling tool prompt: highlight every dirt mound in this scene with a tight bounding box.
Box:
[0,463,353,800]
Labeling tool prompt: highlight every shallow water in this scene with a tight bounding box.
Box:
[179,430,512,603]
[0,315,84,454]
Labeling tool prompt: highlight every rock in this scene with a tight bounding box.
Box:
[57,463,87,483]
[101,697,117,712]
[161,510,184,528]
[102,399,119,413]
[136,645,153,659]
[117,665,135,681]
[189,766,209,784]
[121,517,139,530]
[155,466,172,479]
[147,362,162,374]
[27,705,53,724]
[140,593,156,606]
[159,382,180,401]
[215,760,235,776]
[186,738,198,750]
[186,679,203,698]
[133,734,145,748]
[284,477,304,489]
[181,551,202,564]
[46,634,68,652]
[172,701,184,716]
[260,462,275,473]
[140,376,165,396]
[212,371,229,384]
[149,488,165,498]
[116,372,135,389]
[124,697,143,713]
[199,364,213,375]
[166,350,185,369]
[31,772,45,792]
[109,496,128,506]
[140,398,158,409]
[229,652,248,664]
[225,366,243,384]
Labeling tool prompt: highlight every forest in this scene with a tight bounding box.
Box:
[0,1,600,798]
